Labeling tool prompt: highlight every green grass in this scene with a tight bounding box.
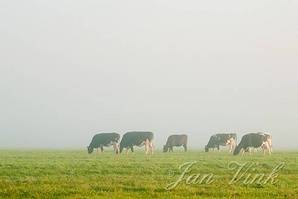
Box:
[0,149,297,198]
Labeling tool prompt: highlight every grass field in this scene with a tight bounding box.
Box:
[0,149,297,199]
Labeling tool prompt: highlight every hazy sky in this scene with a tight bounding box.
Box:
[1,0,298,149]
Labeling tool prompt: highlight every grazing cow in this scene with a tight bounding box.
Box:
[87,133,120,154]
[119,131,154,154]
[205,133,237,152]
[233,133,271,155]
[163,134,188,152]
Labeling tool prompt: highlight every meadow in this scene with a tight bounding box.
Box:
[0,149,297,199]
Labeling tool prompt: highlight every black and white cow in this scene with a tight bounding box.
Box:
[233,133,272,155]
[87,132,120,154]
[205,133,237,152]
[163,134,188,152]
[119,131,154,154]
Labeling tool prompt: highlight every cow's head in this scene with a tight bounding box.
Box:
[233,145,241,155]
[205,145,209,152]
[163,145,168,152]
[87,146,94,154]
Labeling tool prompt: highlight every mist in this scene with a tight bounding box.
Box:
[1,0,298,149]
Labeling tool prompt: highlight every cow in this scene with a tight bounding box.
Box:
[163,134,188,152]
[233,133,272,155]
[119,131,154,154]
[87,133,120,154]
[205,133,237,152]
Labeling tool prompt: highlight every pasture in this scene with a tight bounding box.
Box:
[0,150,297,198]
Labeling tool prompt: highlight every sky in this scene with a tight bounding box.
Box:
[0,0,298,149]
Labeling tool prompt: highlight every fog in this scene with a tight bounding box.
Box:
[1,0,298,149]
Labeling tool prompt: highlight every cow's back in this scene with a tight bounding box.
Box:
[240,133,265,148]
[120,131,154,147]
[166,134,187,146]
[91,133,120,147]
[215,133,237,145]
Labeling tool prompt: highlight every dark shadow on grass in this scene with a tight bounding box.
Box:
[123,187,147,192]
[90,185,115,192]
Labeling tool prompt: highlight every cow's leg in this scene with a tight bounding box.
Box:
[126,148,129,155]
[229,144,233,153]
[170,146,173,152]
[147,141,153,155]
[231,139,236,152]
[100,146,104,152]
[226,138,232,152]
[263,145,268,155]
[144,141,148,154]
[144,139,149,154]
[231,142,236,153]
[183,144,187,152]
[268,142,272,154]
[264,142,271,155]
[261,142,265,155]
[241,148,245,156]
[116,144,120,154]
[145,139,153,155]
[113,143,119,154]
[232,142,236,152]
[268,144,272,154]
[268,146,272,155]
[130,146,134,152]
[150,142,154,155]
[268,139,273,153]
[266,138,272,153]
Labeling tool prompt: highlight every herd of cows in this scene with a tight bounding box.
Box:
[87,131,273,155]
